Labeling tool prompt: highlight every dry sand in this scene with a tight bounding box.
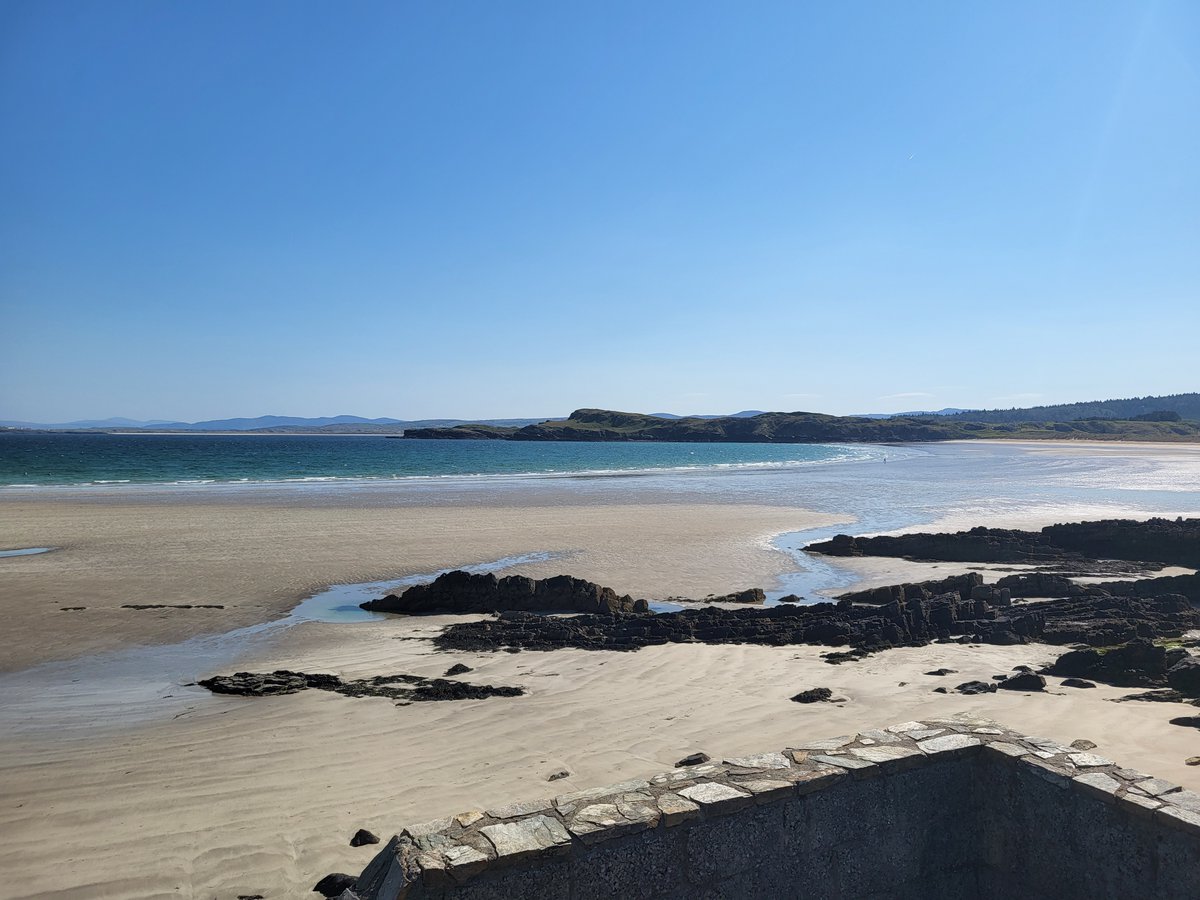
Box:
[2,623,1198,900]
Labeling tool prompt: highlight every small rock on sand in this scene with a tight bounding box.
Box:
[350,828,379,847]
[674,752,710,768]
[791,688,834,704]
[1071,739,1098,751]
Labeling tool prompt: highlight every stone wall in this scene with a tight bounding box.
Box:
[347,718,1200,900]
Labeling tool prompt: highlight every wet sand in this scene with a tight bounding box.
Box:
[0,496,838,672]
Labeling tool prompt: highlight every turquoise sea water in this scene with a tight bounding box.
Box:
[0,433,892,487]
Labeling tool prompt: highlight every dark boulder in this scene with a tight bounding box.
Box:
[350,829,379,847]
[955,681,997,695]
[791,688,834,704]
[925,668,957,676]
[1061,678,1097,688]
[1167,655,1200,697]
[675,752,710,767]
[314,873,357,897]
[998,671,1046,691]
[444,663,473,676]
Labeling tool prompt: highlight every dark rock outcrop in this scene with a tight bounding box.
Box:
[1061,678,1097,688]
[350,829,380,847]
[1043,640,1172,688]
[434,590,1048,658]
[444,663,473,676]
[431,577,1200,659]
[198,670,524,703]
[361,571,648,616]
[807,518,1200,569]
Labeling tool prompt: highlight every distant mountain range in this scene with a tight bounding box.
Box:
[0,414,557,433]
[3,393,1197,435]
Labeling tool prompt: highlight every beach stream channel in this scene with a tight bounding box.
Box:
[0,525,891,739]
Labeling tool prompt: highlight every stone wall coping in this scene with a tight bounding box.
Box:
[353,715,1200,897]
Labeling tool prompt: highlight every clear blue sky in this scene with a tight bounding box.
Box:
[2,1,1198,422]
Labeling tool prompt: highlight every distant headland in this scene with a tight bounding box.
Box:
[404,394,1200,444]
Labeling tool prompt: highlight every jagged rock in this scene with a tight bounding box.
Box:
[674,753,710,767]
[350,829,379,847]
[199,670,330,696]
[444,663,473,676]
[199,670,523,703]
[314,873,357,897]
[1061,678,1097,688]
[547,771,570,781]
[996,572,1089,598]
[791,688,834,704]
[933,687,950,694]
[1167,656,1200,697]
[706,588,766,604]
[998,672,1046,691]
[361,571,648,616]
[955,681,997,695]
[835,573,984,606]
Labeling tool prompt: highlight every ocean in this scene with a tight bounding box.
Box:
[0,432,889,487]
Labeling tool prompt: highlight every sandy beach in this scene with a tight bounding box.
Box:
[0,496,837,672]
[2,626,1198,899]
[2,440,1200,898]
